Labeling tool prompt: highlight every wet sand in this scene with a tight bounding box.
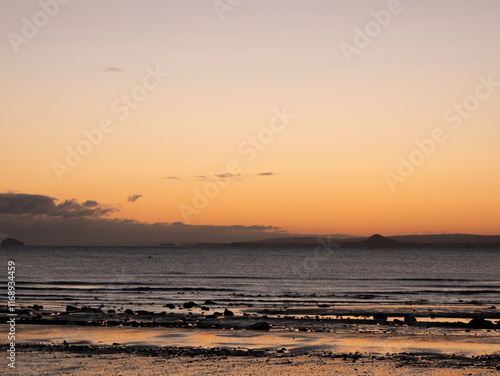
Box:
[16,324,500,357]
[2,303,500,374]
[6,344,500,376]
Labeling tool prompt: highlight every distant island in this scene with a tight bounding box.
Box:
[1,238,24,247]
[226,234,500,248]
[161,233,500,249]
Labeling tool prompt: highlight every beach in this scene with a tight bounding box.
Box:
[2,246,500,374]
[11,347,500,376]
[3,301,500,374]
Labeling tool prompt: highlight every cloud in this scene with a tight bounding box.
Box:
[0,193,116,218]
[101,66,124,73]
[195,173,242,181]
[83,200,99,208]
[127,194,143,203]
[214,173,241,179]
[171,172,275,181]
[0,193,290,245]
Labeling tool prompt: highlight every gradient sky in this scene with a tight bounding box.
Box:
[1,0,500,244]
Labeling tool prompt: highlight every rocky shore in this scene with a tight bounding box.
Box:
[4,343,500,375]
[4,302,500,374]
[3,301,499,331]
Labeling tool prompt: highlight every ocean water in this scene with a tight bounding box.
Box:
[2,246,499,311]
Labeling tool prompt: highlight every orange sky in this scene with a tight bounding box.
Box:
[1,0,500,238]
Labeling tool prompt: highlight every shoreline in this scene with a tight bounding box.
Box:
[4,302,499,374]
[4,343,500,375]
[4,302,499,330]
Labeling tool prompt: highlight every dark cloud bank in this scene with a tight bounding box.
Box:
[0,193,285,246]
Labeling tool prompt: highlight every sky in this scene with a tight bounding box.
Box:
[1,0,500,245]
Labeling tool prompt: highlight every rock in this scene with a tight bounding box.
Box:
[124,309,135,315]
[468,317,495,329]
[80,307,102,313]
[1,238,24,247]
[249,322,271,331]
[107,310,116,314]
[224,308,234,316]
[200,306,210,311]
[136,310,151,315]
[183,301,199,309]
[488,306,497,310]
[164,303,175,309]
[373,313,388,322]
[404,314,417,324]
[204,300,217,305]
[32,305,43,310]
[66,305,79,313]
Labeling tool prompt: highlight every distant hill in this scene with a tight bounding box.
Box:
[1,238,24,247]
[388,234,500,244]
[228,233,500,248]
[229,235,363,247]
[354,234,400,247]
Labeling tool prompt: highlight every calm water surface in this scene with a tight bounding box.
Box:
[2,246,499,311]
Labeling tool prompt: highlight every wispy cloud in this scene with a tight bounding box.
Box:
[127,194,143,203]
[195,173,243,181]
[167,172,275,181]
[101,66,124,73]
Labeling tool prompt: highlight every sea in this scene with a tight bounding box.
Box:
[2,246,500,311]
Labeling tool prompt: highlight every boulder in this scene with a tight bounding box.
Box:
[249,321,271,331]
[66,305,79,313]
[223,308,234,316]
[164,303,175,309]
[373,313,388,322]
[183,301,199,309]
[468,317,495,329]
[81,307,102,313]
[404,314,417,324]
